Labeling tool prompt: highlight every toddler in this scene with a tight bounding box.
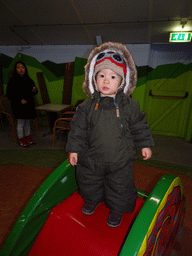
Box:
[66,42,154,227]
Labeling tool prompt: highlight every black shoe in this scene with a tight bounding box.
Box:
[107,210,123,228]
[82,202,100,215]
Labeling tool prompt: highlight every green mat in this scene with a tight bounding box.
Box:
[0,149,191,178]
[135,158,192,179]
[0,149,67,168]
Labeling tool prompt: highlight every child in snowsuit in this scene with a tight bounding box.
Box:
[66,42,154,227]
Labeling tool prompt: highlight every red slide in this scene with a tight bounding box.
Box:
[29,192,144,256]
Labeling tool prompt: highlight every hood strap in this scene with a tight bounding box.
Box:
[95,101,99,111]
[94,93,100,111]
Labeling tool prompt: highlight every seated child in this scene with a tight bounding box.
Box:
[66,42,154,227]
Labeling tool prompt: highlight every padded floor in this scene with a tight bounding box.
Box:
[29,192,145,256]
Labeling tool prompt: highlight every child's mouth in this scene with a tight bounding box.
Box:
[102,87,109,91]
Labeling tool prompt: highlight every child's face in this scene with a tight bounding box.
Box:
[16,63,26,76]
[96,69,122,98]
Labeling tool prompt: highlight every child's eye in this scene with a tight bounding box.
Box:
[99,74,104,78]
[111,75,116,79]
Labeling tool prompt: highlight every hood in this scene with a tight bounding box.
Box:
[83,42,137,98]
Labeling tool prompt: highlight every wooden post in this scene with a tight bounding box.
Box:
[62,62,75,105]
[0,63,4,96]
[36,72,50,104]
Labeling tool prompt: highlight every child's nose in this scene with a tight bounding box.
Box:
[104,77,109,83]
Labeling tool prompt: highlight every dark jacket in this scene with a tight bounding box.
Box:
[6,68,38,119]
[66,91,154,163]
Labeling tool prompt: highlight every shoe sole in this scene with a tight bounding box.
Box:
[107,219,122,228]
[20,144,29,147]
[82,203,100,215]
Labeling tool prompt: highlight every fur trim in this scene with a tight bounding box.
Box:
[83,42,137,98]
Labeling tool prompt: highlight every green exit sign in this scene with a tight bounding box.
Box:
[169,32,192,42]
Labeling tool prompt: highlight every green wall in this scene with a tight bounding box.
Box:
[70,57,88,106]
[143,64,192,141]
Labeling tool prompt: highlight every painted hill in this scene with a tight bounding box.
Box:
[0,54,13,68]
[147,62,192,80]
[1,53,191,86]
[0,53,67,84]
[41,60,66,78]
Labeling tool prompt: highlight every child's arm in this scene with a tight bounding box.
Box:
[68,153,78,166]
[66,101,89,161]
[142,148,152,160]
[31,80,38,96]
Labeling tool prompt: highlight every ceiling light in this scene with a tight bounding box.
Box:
[180,18,188,29]
[169,18,191,42]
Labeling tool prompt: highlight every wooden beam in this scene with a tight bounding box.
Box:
[0,63,4,96]
[36,72,50,104]
[62,62,74,105]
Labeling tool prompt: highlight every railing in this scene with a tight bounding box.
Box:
[149,90,189,99]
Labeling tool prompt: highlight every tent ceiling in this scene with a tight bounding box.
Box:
[0,0,191,45]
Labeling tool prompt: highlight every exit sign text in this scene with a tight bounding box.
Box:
[169,32,191,42]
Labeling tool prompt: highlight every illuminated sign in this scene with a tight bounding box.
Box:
[169,32,191,42]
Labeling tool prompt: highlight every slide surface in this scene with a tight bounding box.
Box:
[28,192,145,256]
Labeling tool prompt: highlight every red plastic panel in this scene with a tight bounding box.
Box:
[29,192,145,256]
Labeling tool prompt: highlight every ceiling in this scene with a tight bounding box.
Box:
[0,0,192,46]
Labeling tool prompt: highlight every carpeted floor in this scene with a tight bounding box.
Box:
[0,149,67,168]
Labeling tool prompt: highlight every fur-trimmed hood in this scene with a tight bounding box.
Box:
[83,42,137,98]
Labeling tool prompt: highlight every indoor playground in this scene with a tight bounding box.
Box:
[0,1,192,255]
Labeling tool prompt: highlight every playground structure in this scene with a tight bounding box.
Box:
[0,160,185,256]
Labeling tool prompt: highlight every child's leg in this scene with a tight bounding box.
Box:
[24,119,31,137]
[17,119,25,139]
[25,119,35,144]
[105,162,137,227]
[17,119,28,147]
[76,159,105,205]
[105,161,137,213]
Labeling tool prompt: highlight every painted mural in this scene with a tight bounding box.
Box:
[0,50,191,141]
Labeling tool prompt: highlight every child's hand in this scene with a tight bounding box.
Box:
[32,87,36,92]
[142,148,152,160]
[21,99,27,104]
[68,153,78,166]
